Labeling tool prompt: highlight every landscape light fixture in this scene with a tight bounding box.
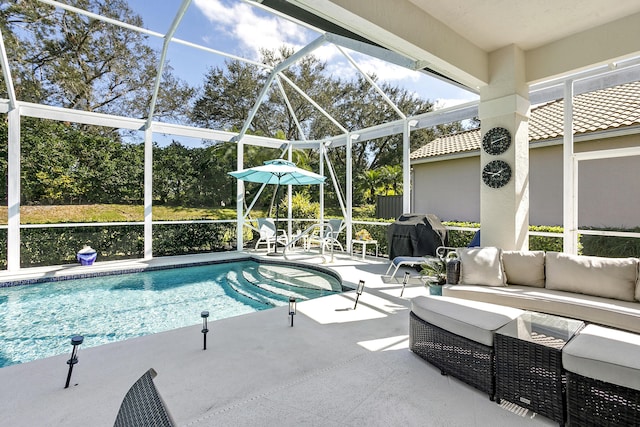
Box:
[289,297,297,327]
[354,280,365,309]
[201,311,209,350]
[400,271,410,297]
[64,335,84,389]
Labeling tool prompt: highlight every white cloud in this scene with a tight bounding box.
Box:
[353,56,420,83]
[194,0,311,59]
[191,0,474,105]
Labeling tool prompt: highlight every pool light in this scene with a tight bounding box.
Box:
[64,335,84,389]
[288,297,297,327]
[400,272,410,297]
[354,280,365,309]
[201,311,209,350]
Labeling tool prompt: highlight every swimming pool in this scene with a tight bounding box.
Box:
[0,260,343,368]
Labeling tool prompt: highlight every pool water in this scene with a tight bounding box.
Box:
[0,260,342,368]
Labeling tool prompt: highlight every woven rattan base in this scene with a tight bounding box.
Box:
[567,371,640,426]
[494,332,566,424]
[409,311,495,399]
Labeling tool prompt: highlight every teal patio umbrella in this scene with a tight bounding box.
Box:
[229,159,326,254]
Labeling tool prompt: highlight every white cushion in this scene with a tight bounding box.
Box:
[458,247,506,287]
[546,252,637,302]
[443,284,640,334]
[411,295,523,347]
[563,324,640,391]
[502,251,545,287]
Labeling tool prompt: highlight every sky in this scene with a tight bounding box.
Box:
[126,0,478,110]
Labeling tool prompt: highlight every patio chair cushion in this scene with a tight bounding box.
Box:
[458,247,506,287]
[411,295,523,347]
[546,252,637,302]
[502,250,545,287]
[563,324,640,391]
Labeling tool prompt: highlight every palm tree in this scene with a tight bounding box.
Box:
[360,169,382,203]
[380,165,403,195]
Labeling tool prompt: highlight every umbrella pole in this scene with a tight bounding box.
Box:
[274,183,279,254]
[268,179,283,256]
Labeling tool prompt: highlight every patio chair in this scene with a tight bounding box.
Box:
[384,230,480,279]
[255,218,288,252]
[306,219,344,252]
[113,368,176,427]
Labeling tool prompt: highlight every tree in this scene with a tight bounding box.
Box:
[0,0,193,120]
[359,169,382,204]
[191,60,268,132]
[191,46,336,140]
[380,165,402,195]
[0,117,143,205]
[153,141,197,205]
[190,48,471,207]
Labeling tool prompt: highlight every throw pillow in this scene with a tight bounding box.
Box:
[502,251,545,287]
[458,247,506,287]
[546,252,637,302]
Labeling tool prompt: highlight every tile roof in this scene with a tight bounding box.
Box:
[410,128,481,159]
[411,81,640,160]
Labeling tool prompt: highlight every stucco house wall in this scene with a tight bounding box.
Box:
[412,156,480,222]
[412,133,640,227]
[410,81,640,229]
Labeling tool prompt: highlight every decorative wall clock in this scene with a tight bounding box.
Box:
[482,159,512,188]
[482,127,511,155]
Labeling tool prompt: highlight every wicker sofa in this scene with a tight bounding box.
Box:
[442,248,640,334]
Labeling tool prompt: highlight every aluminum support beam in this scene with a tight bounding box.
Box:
[0,28,16,107]
[323,149,347,218]
[144,127,153,259]
[345,135,354,251]
[275,76,307,140]
[563,80,578,254]
[278,73,348,134]
[146,0,192,127]
[236,138,244,250]
[7,108,20,270]
[236,35,328,142]
[402,120,417,213]
[335,45,406,119]
[319,143,325,228]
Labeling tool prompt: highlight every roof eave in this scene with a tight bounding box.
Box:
[411,124,640,164]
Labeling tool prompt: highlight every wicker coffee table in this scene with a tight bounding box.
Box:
[494,312,584,426]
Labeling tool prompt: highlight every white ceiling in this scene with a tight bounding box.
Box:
[408,0,640,51]
[287,0,640,89]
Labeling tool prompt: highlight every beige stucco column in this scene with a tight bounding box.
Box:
[478,45,531,250]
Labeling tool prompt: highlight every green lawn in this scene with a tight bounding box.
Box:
[0,204,369,225]
[0,204,255,224]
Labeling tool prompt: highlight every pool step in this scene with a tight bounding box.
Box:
[224,263,339,307]
[254,264,341,293]
[224,270,281,307]
[241,269,309,301]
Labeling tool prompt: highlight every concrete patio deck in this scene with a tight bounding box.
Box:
[0,251,554,426]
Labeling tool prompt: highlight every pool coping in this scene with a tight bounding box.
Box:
[0,251,347,290]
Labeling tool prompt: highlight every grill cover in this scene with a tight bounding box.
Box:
[387,213,448,260]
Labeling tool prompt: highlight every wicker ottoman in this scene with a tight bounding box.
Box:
[563,324,640,426]
[410,295,523,399]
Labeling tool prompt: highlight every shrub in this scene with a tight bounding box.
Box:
[8,223,237,269]
[281,191,320,219]
[444,222,565,253]
[280,191,320,232]
[529,225,564,252]
[580,226,640,257]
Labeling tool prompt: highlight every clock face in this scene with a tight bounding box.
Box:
[482,160,512,188]
[482,127,511,155]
